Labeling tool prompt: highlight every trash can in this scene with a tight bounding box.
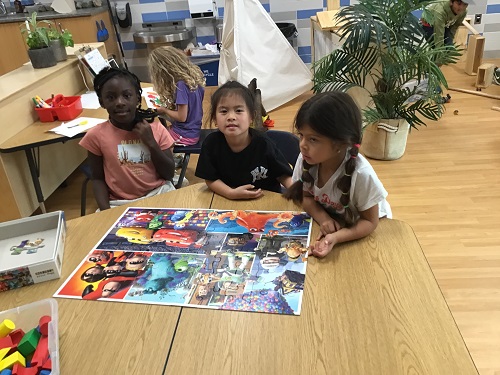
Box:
[276,22,298,47]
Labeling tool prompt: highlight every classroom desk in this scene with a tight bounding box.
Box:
[0,184,478,374]
[166,191,479,375]
[0,107,106,214]
[0,183,213,375]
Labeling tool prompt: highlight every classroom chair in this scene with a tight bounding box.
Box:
[173,128,216,189]
[266,130,300,166]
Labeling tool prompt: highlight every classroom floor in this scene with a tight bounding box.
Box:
[42,59,500,375]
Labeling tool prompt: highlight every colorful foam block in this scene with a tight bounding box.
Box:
[0,368,12,375]
[0,337,13,350]
[0,348,9,362]
[16,330,40,358]
[0,321,15,339]
[29,336,48,368]
[12,364,38,375]
[41,357,51,371]
[37,317,50,337]
[6,331,23,347]
[0,352,25,372]
[39,371,50,375]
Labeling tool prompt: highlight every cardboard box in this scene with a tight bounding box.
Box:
[0,298,60,375]
[0,211,66,293]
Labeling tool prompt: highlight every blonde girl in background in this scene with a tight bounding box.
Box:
[284,91,392,258]
[148,46,205,147]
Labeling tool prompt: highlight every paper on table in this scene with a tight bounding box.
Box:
[80,92,101,109]
[141,87,163,109]
[49,117,105,138]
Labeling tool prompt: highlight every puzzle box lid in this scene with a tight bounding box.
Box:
[0,211,66,273]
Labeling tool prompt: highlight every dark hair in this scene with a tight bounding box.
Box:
[81,265,105,283]
[93,67,143,103]
[208,81,256,127]
[284,91,362,225]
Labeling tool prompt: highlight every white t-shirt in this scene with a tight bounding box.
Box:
[292,152,392,222]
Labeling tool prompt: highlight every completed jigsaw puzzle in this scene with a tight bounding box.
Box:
[54,207,313,315]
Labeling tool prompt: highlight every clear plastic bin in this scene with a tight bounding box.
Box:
[0,298,59,374]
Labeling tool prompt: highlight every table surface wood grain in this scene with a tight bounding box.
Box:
[0,184,478,374]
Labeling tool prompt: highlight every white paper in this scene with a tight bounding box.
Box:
[84,49,110,76]
[49,117,105,138]
[51,0,76,14]
[141,87,163,109]
[80,92,101,109]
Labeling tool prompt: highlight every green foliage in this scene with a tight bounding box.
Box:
[46,21,74,47]
[21,12,49,49]
[312,0,462,129]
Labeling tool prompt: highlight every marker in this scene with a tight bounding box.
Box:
[67,120,88,128]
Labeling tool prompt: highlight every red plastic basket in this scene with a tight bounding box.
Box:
[35,95,83,122]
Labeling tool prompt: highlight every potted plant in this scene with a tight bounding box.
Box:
[312,0,461,160]
[21,12,57,69]
[47,21,74,62]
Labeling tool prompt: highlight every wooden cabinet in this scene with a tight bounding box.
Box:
[56,11,121,63]
[0,9,121,76]
[0,22,29,75]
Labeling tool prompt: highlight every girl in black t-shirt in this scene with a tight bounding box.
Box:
[195,81,293,199]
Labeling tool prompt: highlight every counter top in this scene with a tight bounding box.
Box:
[0,5,108,24]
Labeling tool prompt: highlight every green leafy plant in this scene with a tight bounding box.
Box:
[313,0,462,129]
[47,21,74,47]
[21,12,50,49]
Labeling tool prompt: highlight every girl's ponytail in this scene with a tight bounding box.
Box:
[338,143,360,226]
[283,160,314,204]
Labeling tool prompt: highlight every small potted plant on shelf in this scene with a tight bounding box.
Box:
[312,0,461,160]
[21,12,57,69]
[47,21,74,62]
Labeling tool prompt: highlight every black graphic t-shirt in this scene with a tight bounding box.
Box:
[195,128,292,193]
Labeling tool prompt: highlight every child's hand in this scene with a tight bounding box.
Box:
[133,120,156,147]
[318,218,341,239]
[309,233,337,258]
[231,185,264,200]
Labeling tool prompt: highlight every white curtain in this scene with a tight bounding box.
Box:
[219,0,312,111]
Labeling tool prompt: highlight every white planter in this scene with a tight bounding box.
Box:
[361,119,410,160]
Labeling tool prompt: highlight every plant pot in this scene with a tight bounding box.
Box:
[28,46,57,69]
[361,119,410,160]
[50,39,67,62]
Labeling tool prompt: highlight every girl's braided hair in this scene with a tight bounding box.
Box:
[94,67,143,104]
[283,91,362,225]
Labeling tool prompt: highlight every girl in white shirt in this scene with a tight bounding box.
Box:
[284,92,391,258]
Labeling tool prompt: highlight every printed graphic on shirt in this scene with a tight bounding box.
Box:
[118,141,151,174]
[250,166,269,183]
[314,194,344,212]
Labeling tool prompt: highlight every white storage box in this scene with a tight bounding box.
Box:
[0,211,65,293]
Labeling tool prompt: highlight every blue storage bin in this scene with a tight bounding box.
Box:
[191,56,220,87]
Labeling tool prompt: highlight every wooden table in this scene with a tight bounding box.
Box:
[0,184,212,375]
[0,184,478,374]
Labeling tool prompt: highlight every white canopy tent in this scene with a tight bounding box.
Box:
[218,0,312,111]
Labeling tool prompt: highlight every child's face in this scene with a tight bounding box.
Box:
[100,77,140,129]
[298,124,345,166]
[215,93,253,138]
[451,0,467,15]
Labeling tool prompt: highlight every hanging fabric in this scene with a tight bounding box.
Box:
[219,0,312,111]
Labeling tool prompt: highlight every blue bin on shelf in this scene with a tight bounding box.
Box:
[190,56,220,87]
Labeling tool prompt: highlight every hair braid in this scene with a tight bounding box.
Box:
[94,67,142,103]
[337,144,360,226]
[283,160,314,204]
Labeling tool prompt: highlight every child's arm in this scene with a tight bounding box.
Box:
[157,104,188,123]
[87,151,111,211]
[302,195,342,235]
[205,180,264,200]
[133,120,175,181]
[311,204,379,258]
[278,175,293,189]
